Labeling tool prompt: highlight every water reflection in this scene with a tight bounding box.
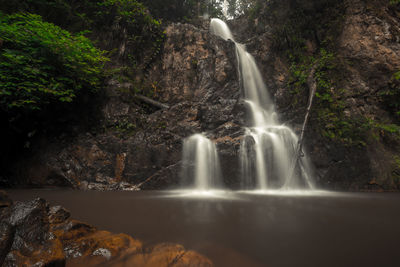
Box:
[7,189,400,267]
[239,189,339,197]
[160,189,241,200]
[157,189,340,199]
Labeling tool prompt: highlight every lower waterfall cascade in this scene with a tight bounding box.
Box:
[181,134,223,190]
[181,18,314,191]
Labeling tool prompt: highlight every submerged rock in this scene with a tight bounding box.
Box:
[0,193,213,266]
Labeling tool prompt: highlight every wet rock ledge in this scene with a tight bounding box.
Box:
[0,191,212,267]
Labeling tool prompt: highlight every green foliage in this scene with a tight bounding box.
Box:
[378,71,400,120]
[390,0,400,5]
[94,0,165,67]
[0,0,165,68]
[0,0,95,31]
[371,121,400,135]
[361,119,400,144]
[282,0,379,147]
[114,118,136,136]
[289,48,368,145]
[289,48,335,101]
[289,48,400,146]
[0,13,108,111]
[0,0,167,106]
[394,71,400,80]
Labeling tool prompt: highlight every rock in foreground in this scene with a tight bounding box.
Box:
[0,191,212,267]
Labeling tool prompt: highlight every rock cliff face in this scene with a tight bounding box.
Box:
[8,21,246,190]
[233,0,400,190]
[331,0,400,190]
[0,191,212,266]
[6,0,400,191]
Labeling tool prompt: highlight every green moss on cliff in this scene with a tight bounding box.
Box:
[288,47,364,145]
[279,0,400,148]
[289,48,400,146]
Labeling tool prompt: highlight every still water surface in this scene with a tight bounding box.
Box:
[8,190,400,267]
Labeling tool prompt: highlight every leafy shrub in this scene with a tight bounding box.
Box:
[0,0,171,105]
[0,12,108,112]
[93,0,165,67]
[0,0,165,69]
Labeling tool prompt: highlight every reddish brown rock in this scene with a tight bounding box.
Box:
[0,195,213,267]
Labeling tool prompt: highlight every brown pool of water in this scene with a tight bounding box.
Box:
[7,189,400,267]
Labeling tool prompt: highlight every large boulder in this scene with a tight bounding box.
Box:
[0,193,213,266]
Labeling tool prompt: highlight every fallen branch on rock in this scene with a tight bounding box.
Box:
[137,162,181,190]
[134,94,170,109]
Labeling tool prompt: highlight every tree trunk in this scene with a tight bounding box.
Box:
[284,62,318,188]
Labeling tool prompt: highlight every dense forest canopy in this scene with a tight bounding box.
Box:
[0,0,260,120]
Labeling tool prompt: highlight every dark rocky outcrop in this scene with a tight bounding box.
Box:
[0,191,212,266]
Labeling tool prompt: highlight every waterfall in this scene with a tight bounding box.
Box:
[222,0,229,18]
[181,134,223,191]
[210,18,314,190]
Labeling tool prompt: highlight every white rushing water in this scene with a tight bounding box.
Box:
[210,18,314,190]
[222,0,229,18]
[181,134,223,190]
